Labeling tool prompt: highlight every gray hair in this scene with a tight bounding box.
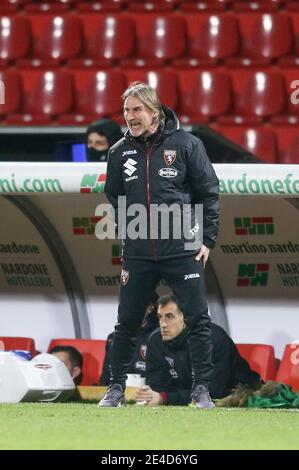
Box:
[122,82,165,126]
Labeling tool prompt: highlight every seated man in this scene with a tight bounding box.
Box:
[86,118,123,162]
[50,345,83,386]
[136,293,262,406]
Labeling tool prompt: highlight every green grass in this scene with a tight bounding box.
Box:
[0,403,298,450]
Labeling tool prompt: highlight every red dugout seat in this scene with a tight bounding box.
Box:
[0,336,37,356]
[75,1,123,12]
[59,70,126,124]
[227,13,292,67]
[128,1,176,12]
[237,344,277,382]
[24,2,71,12]
[177,69,232,123]
[70,14,135,67]
[274,126,299,163]
[48,338,107,385]
[122,14,186,67]
[276,343,299,391]
[0,16,31,66]
[174,13,239,67]
[0,70,22,117]
[217,126,279,162]
[272,69,299,125]
[218,70,286,125]
[233,0,283,12]
[18,15,83,67]
[279,14,299,66]
[7,70,74,124]
[0,0,31,11]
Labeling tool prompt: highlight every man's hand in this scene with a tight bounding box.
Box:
[195,244,210,267]
[135,385,164,406]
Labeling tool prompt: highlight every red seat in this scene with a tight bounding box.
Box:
[219,70,286,125]
[0,70,22,116]
[48,338,106,385]
[177,70,232,123]
[227,13,292,67]
[0,336,37,356]
[71,15,135,67]
[18,15,83,67]
[128,1,176,12]
[124,69,179,110]
[174,13,239,67]
[180,2,227,12]
[217,126,278,162]
[272,69,299,125]
[0,0,31,10]
[24,2,71,12]
[278,14,299,66]
[75,1,123,12]
[236,344,277,382]
[274,126,299,163]
[276,343,299,391]
[7,70,74,124]
[59,70,126,124]
[0,16,31,66]
[233,1,282,12]
[122,14,186,67]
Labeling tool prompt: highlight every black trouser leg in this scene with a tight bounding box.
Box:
[162,256,213,387]
[110,259,160,386]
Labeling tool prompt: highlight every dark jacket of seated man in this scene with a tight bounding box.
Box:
[136,294,262,406]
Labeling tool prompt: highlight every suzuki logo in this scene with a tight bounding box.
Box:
[124,158,137,177]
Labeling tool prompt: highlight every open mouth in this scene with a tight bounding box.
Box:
[130,122,141,131]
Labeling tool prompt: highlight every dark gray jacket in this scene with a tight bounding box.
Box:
[105,106,219,260]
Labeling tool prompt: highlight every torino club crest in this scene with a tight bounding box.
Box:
[164,150,177,165]
[121,269,129,285]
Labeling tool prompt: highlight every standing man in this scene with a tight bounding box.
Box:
[99,82,219,408]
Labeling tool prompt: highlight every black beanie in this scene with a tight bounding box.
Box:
[86,118,123,147]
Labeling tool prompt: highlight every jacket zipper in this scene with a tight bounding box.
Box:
[146,144,158,261]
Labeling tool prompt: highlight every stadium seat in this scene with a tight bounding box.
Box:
[48,338,107,385]
[75,1,123,12]
[180,2,227,12]
[279,14,299,66]
[128,1,175,12]
[72,15,135,67]
[233,1,281,12]
[227,13,292,67]
[0,16,31,66]
[276,343,299,391]
[124,69,179,110]
[177,70,232,123]
[18,15,83,67]
[287,1,299,11]
[272,69,299,125]
[274,126,299,163]
[218,70,286,125]
[174,13,239,67]
[0,0,31,10]
[59,70,126,124]
[216,126,279,162]
[24,2,71,12]
[0,71,22,116]
[7,70,74,124]
[0,336,37,356]
[122,14,186,67]
[236,344,277,382]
